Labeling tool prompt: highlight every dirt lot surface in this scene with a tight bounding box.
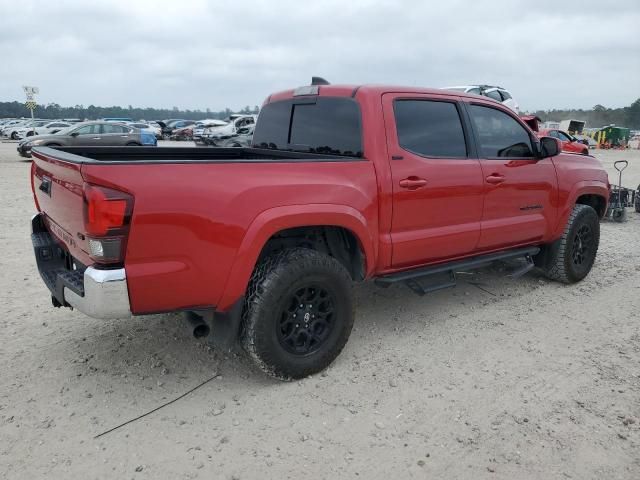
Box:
[1,143,639,479]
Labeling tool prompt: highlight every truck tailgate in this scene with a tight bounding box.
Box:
[32,153,92,265]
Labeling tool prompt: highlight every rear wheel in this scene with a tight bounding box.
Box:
[539,204,600,283]
[241,248,354,380]
[125,141,141,146]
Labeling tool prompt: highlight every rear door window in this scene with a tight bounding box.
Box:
[393,100,467,157]
[74,124,98,135]
[101,124,128,134]
[469,105,534,158]
[253,97,362,157]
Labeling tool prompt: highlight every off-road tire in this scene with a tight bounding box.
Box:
[540,204,600,283]
[241,248,354,380]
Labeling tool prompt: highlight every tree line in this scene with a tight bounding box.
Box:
[0,101,260,121]
[1,98,638,129]
[532,98,640,130]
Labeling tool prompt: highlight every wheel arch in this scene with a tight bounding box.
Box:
[216,204,376,311]
[553,181,608,238]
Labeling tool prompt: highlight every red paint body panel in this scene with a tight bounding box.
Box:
[80,161,378,313]
[30,84,609,316]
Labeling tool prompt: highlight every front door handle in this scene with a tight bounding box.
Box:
[486,174,505,185]
[399,177,428,189]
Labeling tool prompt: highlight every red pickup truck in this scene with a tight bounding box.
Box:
[30,83,609,379]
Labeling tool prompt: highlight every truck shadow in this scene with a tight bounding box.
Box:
[35,264,556,438]
[63,262,547,390]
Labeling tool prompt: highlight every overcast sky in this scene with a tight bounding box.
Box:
[1,0,638,112]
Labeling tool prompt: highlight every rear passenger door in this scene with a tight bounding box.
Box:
[465,102,558,250]
[383,94,484,268]
[99,124,132,145]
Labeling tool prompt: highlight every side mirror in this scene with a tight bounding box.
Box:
[70,131,80,137]
[539,136,561,158]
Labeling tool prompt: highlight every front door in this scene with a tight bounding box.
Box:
[464,102,558,250]
[68,123,103,146]
[383,94,484,268]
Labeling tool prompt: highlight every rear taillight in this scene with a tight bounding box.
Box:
[83,183,133,264]
[30,162,41,211]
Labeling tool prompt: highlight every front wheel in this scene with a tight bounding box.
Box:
[241,248,354,380]
[539,204,600,283]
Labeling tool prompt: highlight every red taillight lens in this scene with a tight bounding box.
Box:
[83,183,133,264]
[30,162,41,211]
[83,183,133,236]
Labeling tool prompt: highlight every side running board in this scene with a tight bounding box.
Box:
[374,246,539,296]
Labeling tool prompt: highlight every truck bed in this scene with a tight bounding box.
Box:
[32,146,360,164]
[30,143,378,314]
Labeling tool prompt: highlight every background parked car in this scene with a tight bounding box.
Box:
[128,121,162,139]
[17,121,157,157]
[15,120,72,139]
[101,117,134,122]
[170,124,195,141]
[161,119,196,139]
[3,119,46,140]
[218,125,255,147]
[538,128,589,154]
[442,85,520,112]
[202,114,257,145]
[193,120,228,144]
[0,119,28,135]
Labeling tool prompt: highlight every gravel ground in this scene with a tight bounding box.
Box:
[1,142,639,479]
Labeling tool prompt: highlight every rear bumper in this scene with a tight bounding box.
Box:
[65,267,131,319]
[31,213,131,319]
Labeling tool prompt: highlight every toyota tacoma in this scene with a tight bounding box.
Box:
[29,81,609,379]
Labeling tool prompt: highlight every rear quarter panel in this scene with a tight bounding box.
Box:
[81,161,378,314]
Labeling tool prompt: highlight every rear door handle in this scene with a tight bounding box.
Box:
[399,177,428,189]
[486,174,505,185]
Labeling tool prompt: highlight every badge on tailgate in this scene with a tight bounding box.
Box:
[45,217,77,250]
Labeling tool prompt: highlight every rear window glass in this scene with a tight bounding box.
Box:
[394,100,467,157]
[252,97,362,157]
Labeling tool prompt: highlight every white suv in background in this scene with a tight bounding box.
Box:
[442,85,519,112]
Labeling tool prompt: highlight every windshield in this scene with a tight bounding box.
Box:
[252,97,363,157]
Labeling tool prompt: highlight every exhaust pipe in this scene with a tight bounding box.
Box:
[185,312,210,339]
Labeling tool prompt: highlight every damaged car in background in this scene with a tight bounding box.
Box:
[201,114,256,145]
